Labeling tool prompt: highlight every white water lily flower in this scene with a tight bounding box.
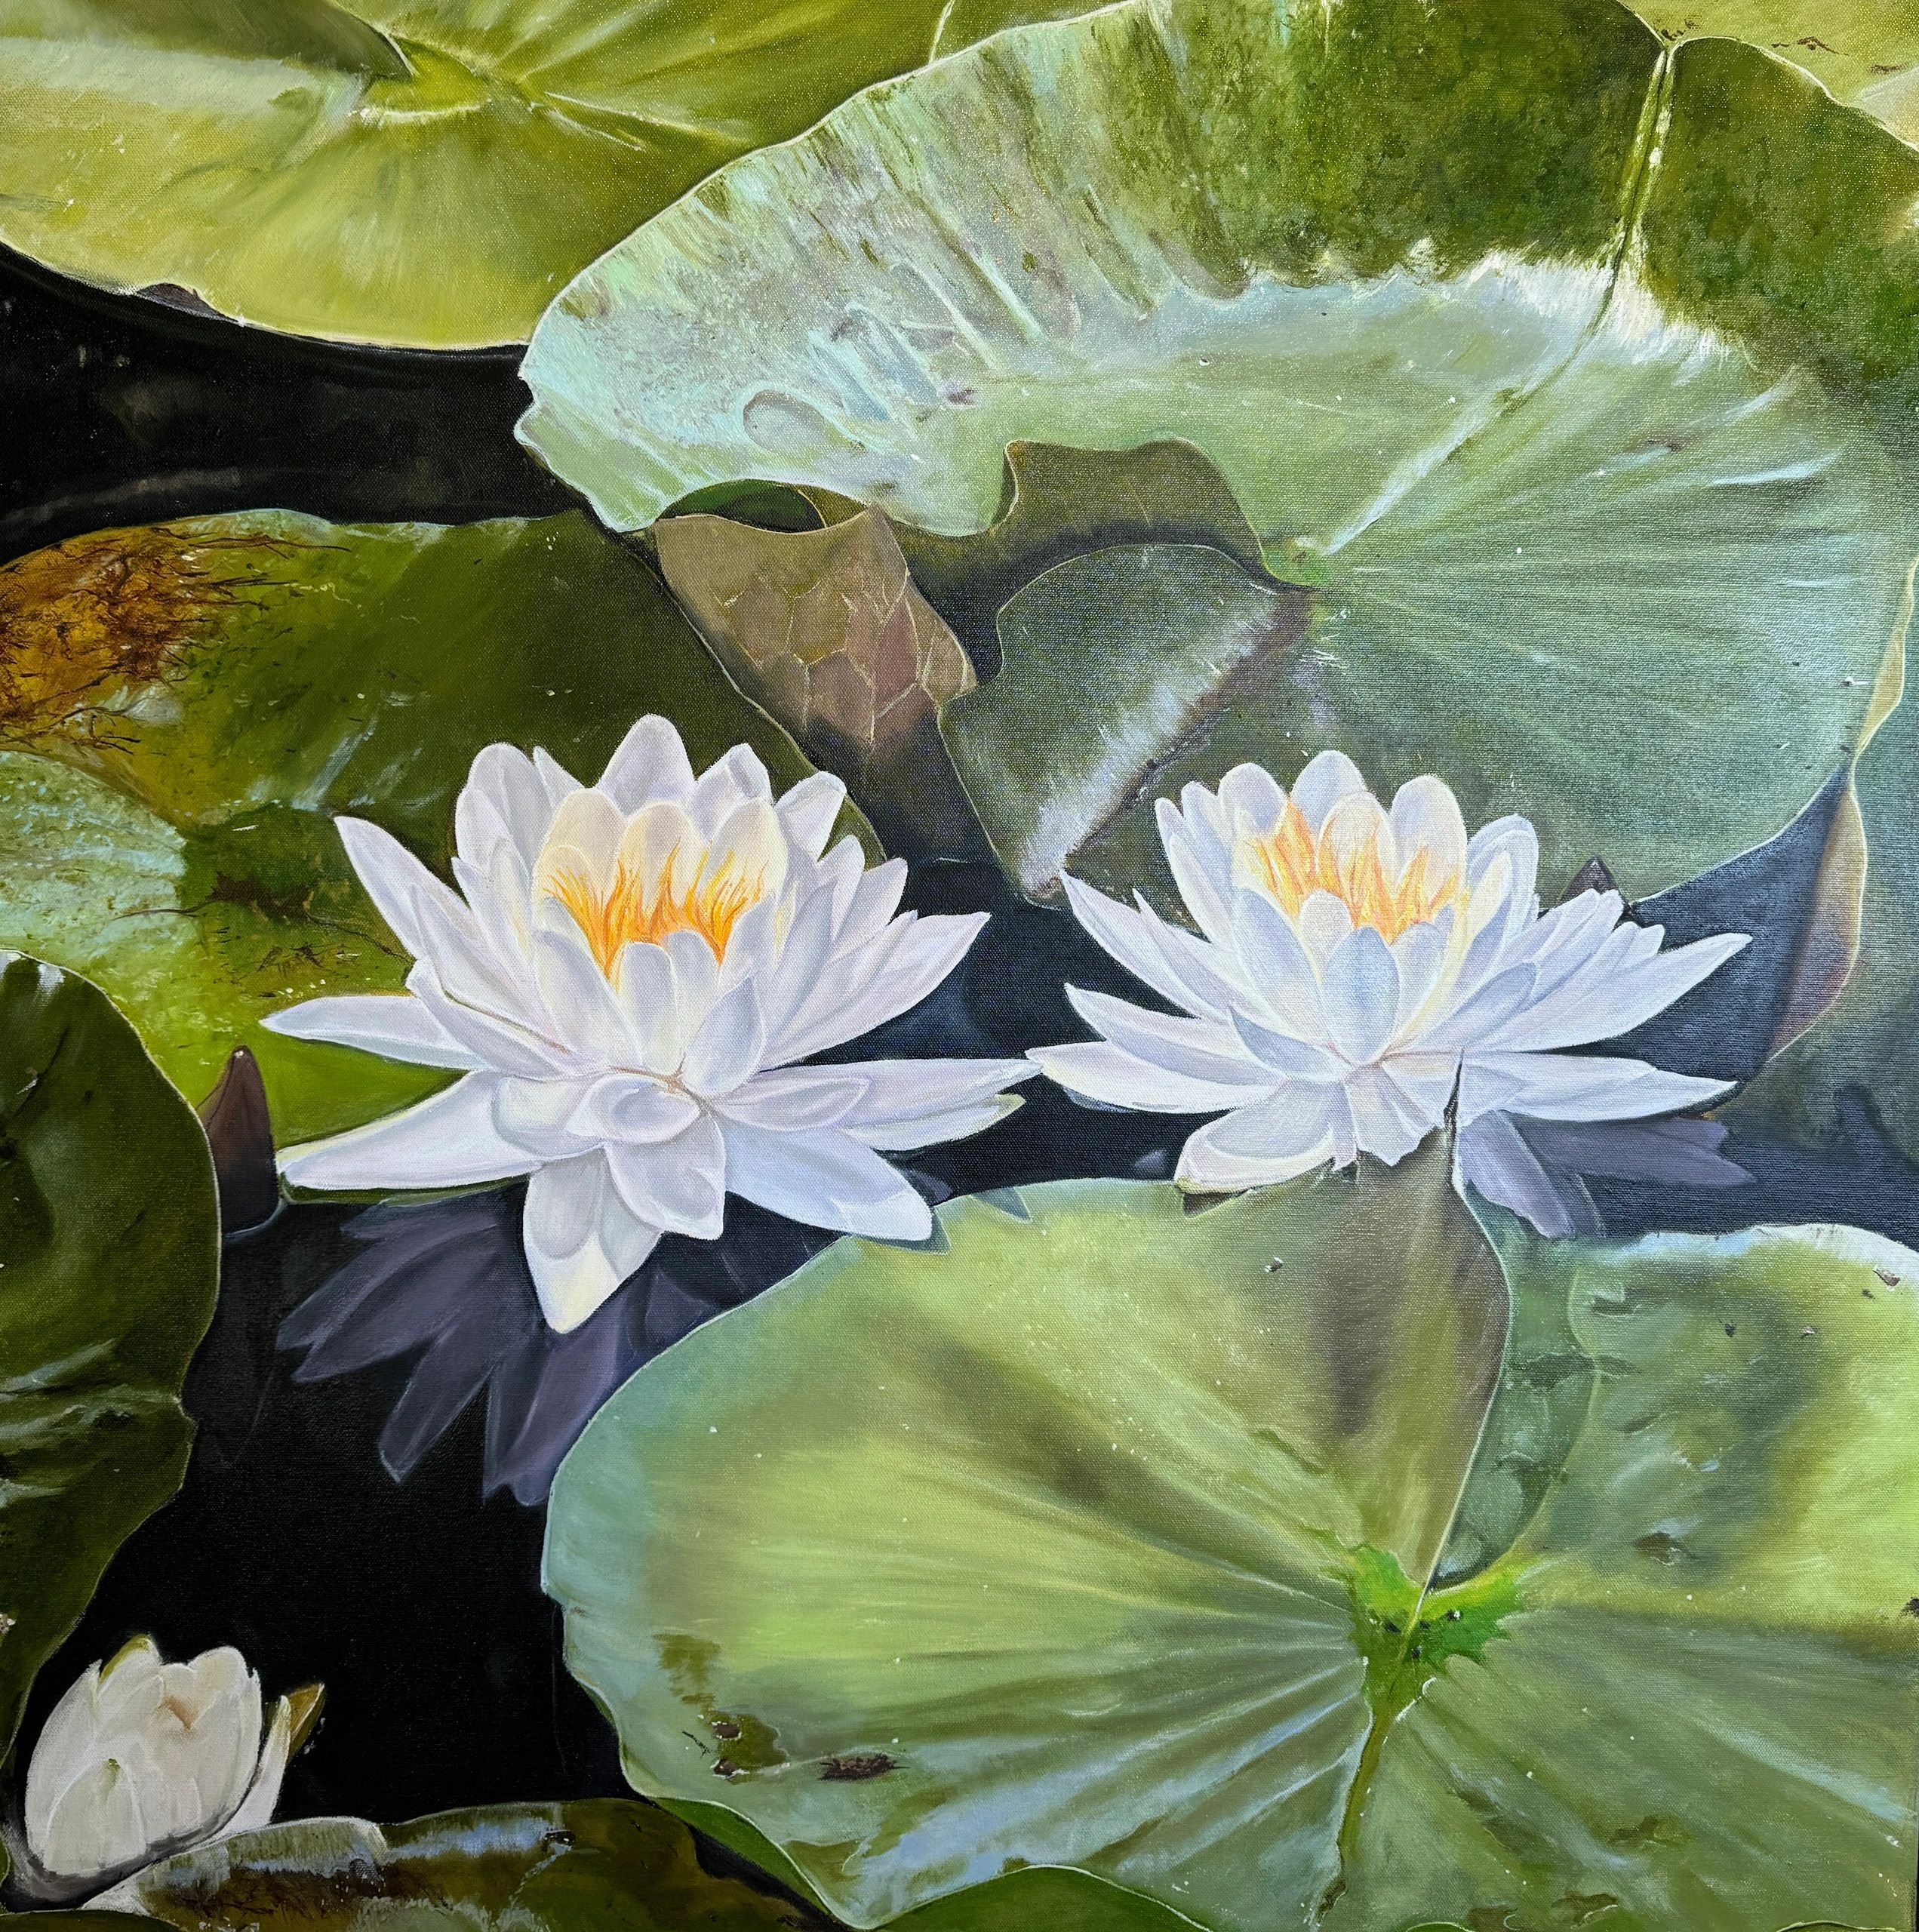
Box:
[267,719,1034,1331]
[23,1638,300,1898]
[1032,752,1748,1226]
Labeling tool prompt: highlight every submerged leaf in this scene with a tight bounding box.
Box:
[0,955,220,1763]
[546,1155,1919,1931]
[656,510,980,854]
[0,511,847,1144]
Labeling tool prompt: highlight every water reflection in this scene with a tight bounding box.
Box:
[278,1187,851,1505]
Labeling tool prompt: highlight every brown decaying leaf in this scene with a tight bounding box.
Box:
[655,509,983,856]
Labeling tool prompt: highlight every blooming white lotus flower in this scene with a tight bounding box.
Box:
[267,719,1033,1331]
[23,1639,306,1899]
[1032,752,1748,1226]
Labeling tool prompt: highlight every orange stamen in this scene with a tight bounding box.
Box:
[1244,803,1461,943]
[547,853,764,976]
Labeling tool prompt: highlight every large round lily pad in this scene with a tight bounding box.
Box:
[546,1147,1919,1932]
[519,0,1917,932]
[0,511,841,1144]
[0,955,220,1765]
[0,0,1097,348]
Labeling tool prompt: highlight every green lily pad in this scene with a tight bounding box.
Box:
[0,0,1098,349]
[93,1799,829,1931]
[0,955,220,1765]
[520,0,1917,915]
[1628,3,1919,145]
[546,1145,1919,1932]
[0,511,841,1146]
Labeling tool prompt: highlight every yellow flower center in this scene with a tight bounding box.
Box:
[546,850,765,975]
[1243,800,1464,943]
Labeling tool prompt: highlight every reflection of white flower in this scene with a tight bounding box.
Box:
[24,1639,301,1898]
[1032,752,1748,1225]
[268,719,1032,1332]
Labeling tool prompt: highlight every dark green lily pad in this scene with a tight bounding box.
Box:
[0,955,220,1765]
[546,1147,1919,1931]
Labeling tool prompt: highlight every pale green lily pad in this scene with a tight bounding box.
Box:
[546,1146,1919,1932]
[0,511,841,1145]
[0,955,220,1764]
[0,0,1096,349]
[519,0,1917,921]
[95,1799,829,1931]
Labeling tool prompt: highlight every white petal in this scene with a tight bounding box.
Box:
[1459,1050,1734,1124]
[606,1115,727,1238]
[611,940,682,1076]
[1155,798,1235,944]
[1343,1063,1443,1164]
[537,786,626,891]
[1229,890,1328,1039]
[1389,774,1465,872]
[36,1756,148,1881]
[522,1152,662,1333]
[335,817,444,958]
[212,1697,291,1843]
[689,743,774,835]
[1066,986,1272,1090]
[720,1120,931,1239]
[1062,875,1219,1016]
[494,1077,601,1161]
[532,916,636,1066]
[26,1663,107,1860]
[1392,917,1455,1035]
[568,1074,703,1144]
[775,771,847,858]
[1230,1010,1345,1080]
[828,1057,1037,1149]
[1173,1087,1344,1190]
[1296,890,1354,965]
[599,715,697,811]
[1216,762,1287,836]
[1032,1041,1266,1114]
[533,746,585,809]
[1465,814,1539,937]
[404,965,564,1081]
[1421,963,1539,1054]
[833,855,910,952]
[452,848,535,976]
[712,1067,868,1130]
[1489,930,1750,1054]
[262,995,481,1071]
[278,1075,538,1192]
[454,744,554,872]
[1288,749,1368,831]
[1321,926,1401,1065]
[683,980,767,1098]
[662,928,723,1053]
[785,912,982,1061]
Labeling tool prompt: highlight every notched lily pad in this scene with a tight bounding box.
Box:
[547,1149,1919,1932]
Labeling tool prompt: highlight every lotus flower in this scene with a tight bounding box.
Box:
[22,1639,311,1900]
[1032,752,1748,1227]
[267,719,1033,1331]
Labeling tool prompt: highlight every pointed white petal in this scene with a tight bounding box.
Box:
[262,994,481,1071]
[1459,1050,1734,1124]
[1296,890,1354,966]
[1322,925,1401,1065]
[532,746,585,809]
[1489,929,1750,1054]
[278,1075,537,1192]
[406,964,567,1080]
[493,1076,603,1161]
[1032,1041,1265,1113]
[1229,889,1328,1039]
[334,817,444,958]
[1061,875,1216,1016]
[611,940,682,1076]
[827,1057,1037,1148]
[1066,986,1272,1089]
[1343,1063,1442,1164]
[834,856,910,952]
[600,715,697,810]
[718,1121,930,1239]
[1420,963,1539,1054]
[689,743,774,835]
[531,917,636,1066]
[606,1115,727,1238]
[1155,798,1235,944]
[523,1152,662,1333]
[213,1697,291,1842]
[1229,1010,1345,1080]
[712,1067,869,1130]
